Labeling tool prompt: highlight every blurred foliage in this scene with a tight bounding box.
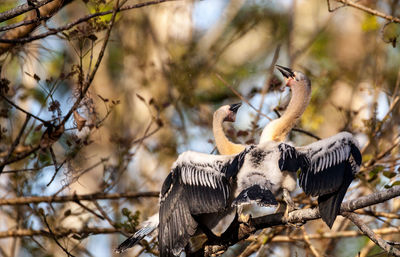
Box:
[0,0,400,256]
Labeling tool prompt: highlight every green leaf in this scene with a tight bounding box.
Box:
[362,15,379,32]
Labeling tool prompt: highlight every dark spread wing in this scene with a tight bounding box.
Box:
[296,132,362,227]
[297,132,361,197]
[278,143,309,172]
[158,148,251,256]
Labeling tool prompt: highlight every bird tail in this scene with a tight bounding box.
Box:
[115,213,158,253]
[318,163,354,228]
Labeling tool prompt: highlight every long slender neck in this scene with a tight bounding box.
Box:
[213,110,246,155]
[260,84,311,143]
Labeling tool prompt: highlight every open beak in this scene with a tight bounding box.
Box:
[229,102,242,114]
[224,103,242,122]
[276,65,295,79]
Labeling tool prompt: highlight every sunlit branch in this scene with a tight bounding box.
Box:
[0,191,159,206]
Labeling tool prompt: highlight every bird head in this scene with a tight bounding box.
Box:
[224,102,242,122]
[276,65,311,89]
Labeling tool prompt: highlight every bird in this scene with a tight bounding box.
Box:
[116,66,362,256]
[213,102,245,155]
[231,65,362,228]
[115,103,247,254]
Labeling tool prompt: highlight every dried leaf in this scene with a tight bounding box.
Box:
[40,125,65,149]
[73,111,86,131]
[33,74,41,82]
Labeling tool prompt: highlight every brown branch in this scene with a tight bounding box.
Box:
[0,0,55,23]
[1,145,41,166]
[0,113,31,174]
[331,0,400,23]
[215,73,272,121]
[1,95,48,124]
[343,212,400,256]
[356,209,400,219]
[0,227,119,239]
[0,191,159,206]
[0,0,74,55]
[270,227,400,242]
[206,186,400,250]
[0,0,178,47]
[58,0,119,130]
[42,214,76,257]
[249,45,280,138]
[292,127,321,140]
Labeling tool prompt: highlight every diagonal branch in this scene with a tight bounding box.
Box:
[0,0,55,23]
[343,212,400,256]
[205,186,400,251]
[0,113,31,174]
[330,0,400,23]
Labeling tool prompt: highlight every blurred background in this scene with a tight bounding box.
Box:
[0,0,400,256]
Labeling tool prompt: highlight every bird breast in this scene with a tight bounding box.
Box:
[235,143,284,196]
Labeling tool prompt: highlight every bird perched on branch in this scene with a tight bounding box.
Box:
[116,66,362,257]
[115,103,247,255]
[231,65,362,228]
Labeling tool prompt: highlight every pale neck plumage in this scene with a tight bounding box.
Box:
[213,110,246,155]
[260,83,311,143]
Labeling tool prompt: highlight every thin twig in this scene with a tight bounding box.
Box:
[343,212,400,256]
[301,227,322,257]
[73,199,104,220]
[269,227,400,242]
[0,0,178,44]
[331,0,400,23]
[59,0,120,129]
[0,0,54,23]
[42,214,76,257]
[0,191,159,206]
[1,95,48,124]
[250,45,280,138]
[0,227,120,239]
[0,114,31,174]
[215,73,272,121]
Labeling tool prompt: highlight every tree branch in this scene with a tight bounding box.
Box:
[205,186,400,250]
[0,113,31,174]
[0,191,159,206]
[0,0,55,23]
[343,212,400,256]
[270,227,400,242]
[0,227,119,239]
[0,0,178,47]
[331,0,400,23]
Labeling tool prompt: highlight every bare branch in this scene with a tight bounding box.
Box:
[0,0,178,46]
[0,191,159,206]
[331,0,400,23]
[206,186,400,250]
[215,73,272,121]
[0,227,119,239]
[42,214,76,257]
[343,212,400,256]
[0,0,55,23]
[270,227,400,241]
[0,114,31,174]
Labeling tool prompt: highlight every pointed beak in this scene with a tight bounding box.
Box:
[276,65,295,79]
[229,102,242,114]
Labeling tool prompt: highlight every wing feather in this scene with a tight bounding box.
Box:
[298,132,361,196]
[296,132,362,228]
[158,148,252,255]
